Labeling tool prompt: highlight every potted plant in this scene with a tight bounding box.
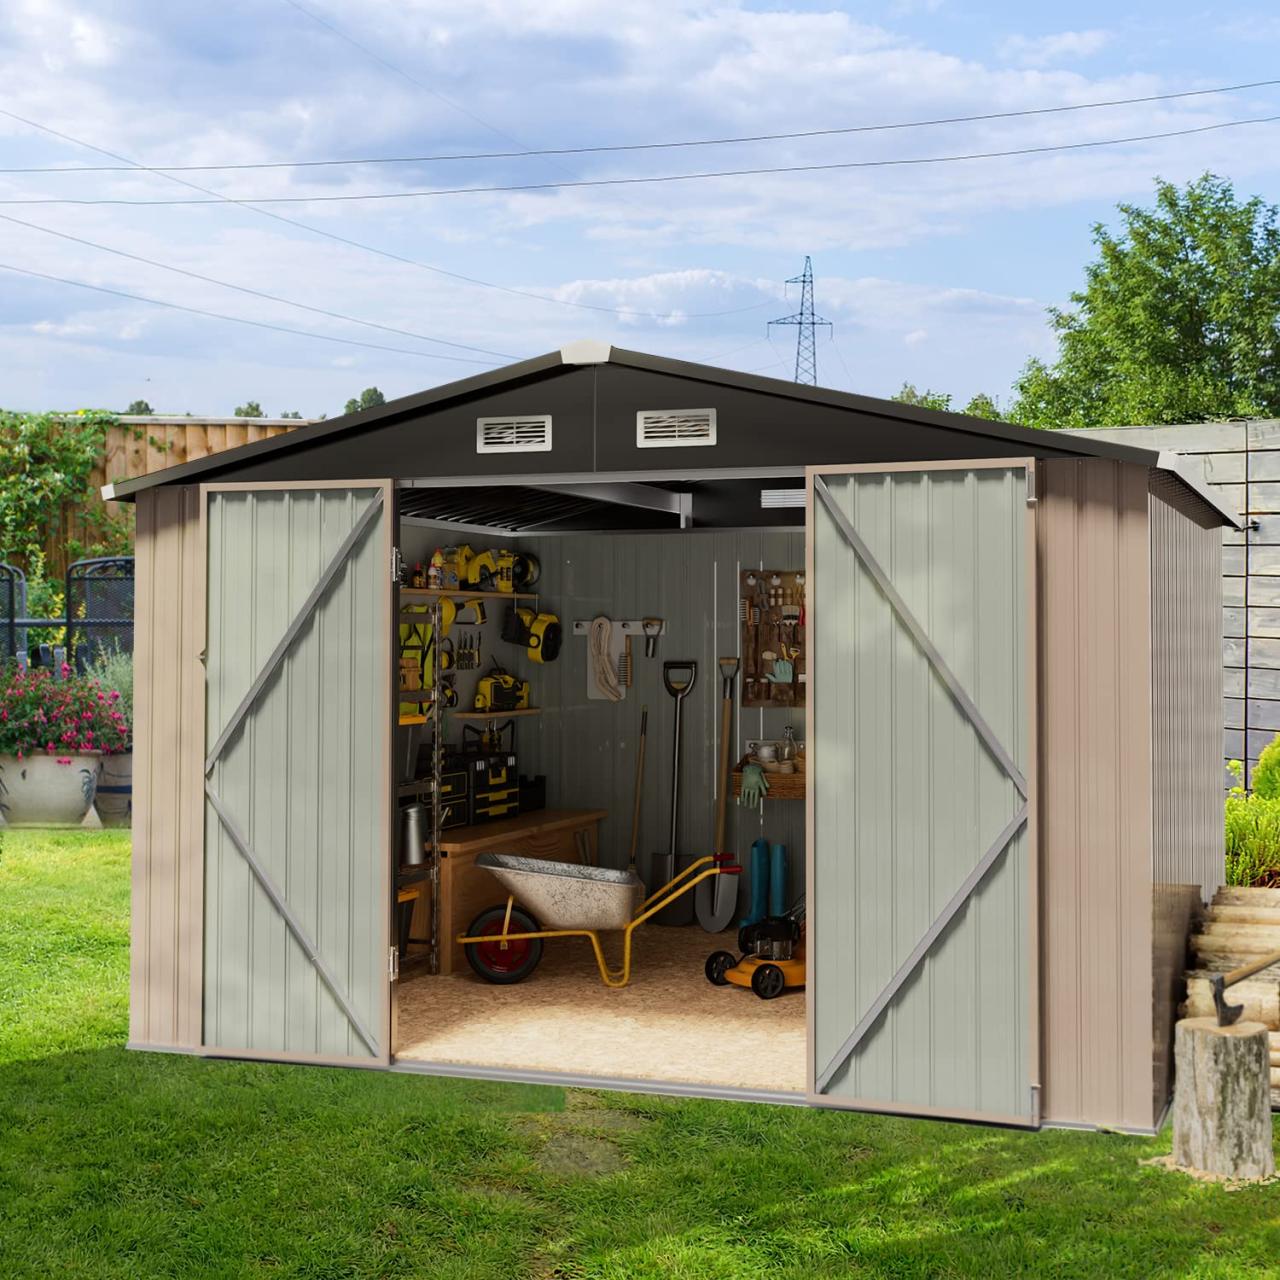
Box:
[89,644,134,827]
[0,664,130,825]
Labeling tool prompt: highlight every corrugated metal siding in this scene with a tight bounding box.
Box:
[812,467,1031,1119]
[204,487,388,1059]
[1149,477,1223,1115]
[518,530,805,909]
[1038,459,1153,1130]
[129,486,204,1049]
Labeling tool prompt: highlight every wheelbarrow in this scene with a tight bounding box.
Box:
[457,851,742,987]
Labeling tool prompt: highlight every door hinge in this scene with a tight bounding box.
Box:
[391,546,404,584]
[389,946,399,981]
[1025,467,1038,507]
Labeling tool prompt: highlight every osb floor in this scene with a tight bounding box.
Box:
[396,923,806,1093]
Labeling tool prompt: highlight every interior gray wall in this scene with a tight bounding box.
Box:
[520,529,807,913]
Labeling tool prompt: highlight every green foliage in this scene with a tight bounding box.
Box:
[124,400,152,415]
[88,642,132,748]
[0,666,129,758]
[344,385,386,415]
[0,410,120,568]
[961,391,1004,420]
[890,382,951,411]
[1224,759,1280,886]
[1251,734,1280,799]
[279,409,303,419]
[1010,175,1280,429]
[22,550,65,649]
[233,400,263,418]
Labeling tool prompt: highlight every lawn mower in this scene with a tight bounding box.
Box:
[705,899,805,1000]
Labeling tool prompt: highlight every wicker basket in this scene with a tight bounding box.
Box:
[732,755,806,800]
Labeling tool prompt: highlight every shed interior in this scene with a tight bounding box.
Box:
[390,478,810,1094]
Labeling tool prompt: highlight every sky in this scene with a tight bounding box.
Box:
[1,0,1279,418]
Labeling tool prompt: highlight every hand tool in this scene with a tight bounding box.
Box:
[651,660,697,924]
[627,706,648,874]
[696,657,742,932]
[1211,946,1280,1024]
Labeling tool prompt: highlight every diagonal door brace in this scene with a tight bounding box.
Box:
[813,476,1027,798]
[206,782,380,1057]
[205,489,384,775]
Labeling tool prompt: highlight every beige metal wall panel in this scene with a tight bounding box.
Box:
[1038,459,1154,1131]
[129,486,204,1050]
[810,464,1033,1123]
[516,529,806,912]
[1149,476,1223,1115]
[203,485,390,1061]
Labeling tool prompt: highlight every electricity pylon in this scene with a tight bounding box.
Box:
[768,256,831,385]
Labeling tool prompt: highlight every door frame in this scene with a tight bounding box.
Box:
[803,458,1041,1125]
[198,478,396,1068]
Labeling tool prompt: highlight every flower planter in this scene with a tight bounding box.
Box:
[0,752,102,826]
[95,752,133,827]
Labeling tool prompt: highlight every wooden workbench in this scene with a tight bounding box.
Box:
[405,808,607,976]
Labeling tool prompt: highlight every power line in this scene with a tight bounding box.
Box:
[11,113,1276,206]
[0,109,766,321]
[0,212,521,360]
[7,76,1276,174]
[0,262,503,365]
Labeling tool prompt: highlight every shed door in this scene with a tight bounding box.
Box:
[808,462,1039,1125]
[202,482,393,1064]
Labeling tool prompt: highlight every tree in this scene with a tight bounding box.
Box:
[344,386,386,415]
[280,410,303,419]
[234,401,263,418]
[890,382,951,412]
[1010,175,1280,429]
[961,392,1003,421]
[125,399,153,415]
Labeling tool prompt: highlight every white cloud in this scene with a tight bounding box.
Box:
[904,328,928,346]
[1000,29,1112,68]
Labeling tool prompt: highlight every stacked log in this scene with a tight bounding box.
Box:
[1182,886,1280,1110]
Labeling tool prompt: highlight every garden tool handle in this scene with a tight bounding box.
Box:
[1210,943,1280,1025]
[663,660,697,699]
[1224,946,1280,988]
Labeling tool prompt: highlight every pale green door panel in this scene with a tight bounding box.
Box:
[810,465,1036,1124]
[203,484,392,1063]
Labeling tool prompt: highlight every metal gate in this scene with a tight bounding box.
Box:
[807,461,1039,1125]
[202,482,393,1064]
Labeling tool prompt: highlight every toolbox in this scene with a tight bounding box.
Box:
[470,789,521,823]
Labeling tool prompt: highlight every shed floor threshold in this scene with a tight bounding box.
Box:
[394,923,806,1095]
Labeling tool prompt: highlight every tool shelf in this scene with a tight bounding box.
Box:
[401,588,538,604]
[453,708,542,720]
[732,754,806,800]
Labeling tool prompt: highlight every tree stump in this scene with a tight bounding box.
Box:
[1173,1017,1275,1180]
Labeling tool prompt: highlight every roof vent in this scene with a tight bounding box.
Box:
[476,414,552,454]
[636,408,717,448]
[761,488,805,509]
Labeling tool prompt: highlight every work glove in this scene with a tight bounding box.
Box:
[766,659,794,683]
[738,762,769,810]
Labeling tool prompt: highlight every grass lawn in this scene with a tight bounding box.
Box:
[2,832,1279,1278]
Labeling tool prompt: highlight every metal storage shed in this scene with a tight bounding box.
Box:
[112,342,1239,1133]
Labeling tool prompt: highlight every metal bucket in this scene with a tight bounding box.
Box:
[400,804,428,867]
[475,853,644,931]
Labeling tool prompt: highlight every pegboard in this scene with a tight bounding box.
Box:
[740,569,805,708]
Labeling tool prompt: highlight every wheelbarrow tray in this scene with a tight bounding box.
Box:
[475,852,645,931]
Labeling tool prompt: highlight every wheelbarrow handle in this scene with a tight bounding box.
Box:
[663,660,698,698]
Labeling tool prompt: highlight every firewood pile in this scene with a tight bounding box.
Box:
[1182,886,1280,1109]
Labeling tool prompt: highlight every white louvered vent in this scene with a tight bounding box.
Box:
[476,415,553,454]
[760,488,805,509]
[636,408,717,448]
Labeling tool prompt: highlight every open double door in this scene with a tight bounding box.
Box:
[196,465,1040,1124]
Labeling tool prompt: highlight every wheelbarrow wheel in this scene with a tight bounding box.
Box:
[705,950,736,986]
[751,962,786,1000]
[464,905,544,984]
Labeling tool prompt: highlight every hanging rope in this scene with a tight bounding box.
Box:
[589,615,624,702]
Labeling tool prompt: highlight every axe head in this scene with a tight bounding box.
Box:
[1211,974,1244,1027]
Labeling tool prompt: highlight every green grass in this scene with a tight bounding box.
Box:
[2,832,1279,1278]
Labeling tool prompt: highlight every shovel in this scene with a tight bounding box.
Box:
[696,657,742,932]
[651,660,697,925]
